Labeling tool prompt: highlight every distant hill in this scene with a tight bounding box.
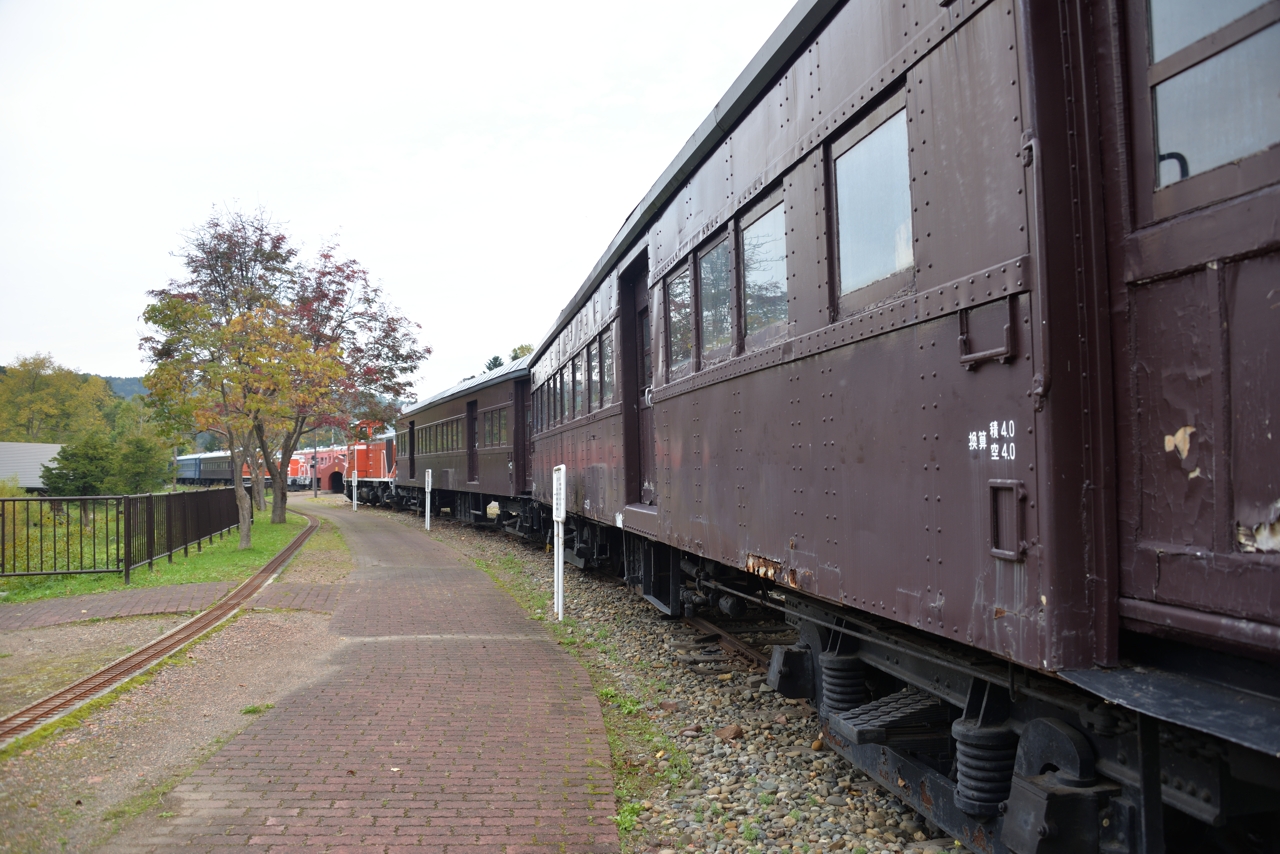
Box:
[102,376,147,399]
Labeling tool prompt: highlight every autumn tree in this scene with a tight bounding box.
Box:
[143,210,299,546]
[143,208,429,542]
[509,344,533,361]
[251,243,428,523]
[0,354,115,443]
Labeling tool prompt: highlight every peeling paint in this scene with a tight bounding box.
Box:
[1238,499,1280,553]
[1165,425,1196,460]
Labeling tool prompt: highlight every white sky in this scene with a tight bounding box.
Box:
[0,0,796,402]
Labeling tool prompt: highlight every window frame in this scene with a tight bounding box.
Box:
[696,229,736,368]
[1126,1,1280,223]
[737,184,789,354]
[827,90,915,319]
[587,340,600,412]
[664,263,695,383]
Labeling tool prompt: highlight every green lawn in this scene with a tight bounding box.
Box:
[0,511,307,604]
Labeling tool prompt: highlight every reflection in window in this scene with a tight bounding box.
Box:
[1154,23,1280,187]
[588,341,601,411]
[699,239,733,358]
[558,368,567,423]
[499,409,508,445]
[1148,0,1267,61]
[668,270,693,375]
[835,110,914,294]
[601,330,615,405]
[573,354,584,418]
[742,203,788,341]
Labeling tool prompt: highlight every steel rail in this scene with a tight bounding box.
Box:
[682,615,771,669]
[0,510,319,746]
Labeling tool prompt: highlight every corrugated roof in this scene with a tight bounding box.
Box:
[0,442,64,489]
[402,355,532,420]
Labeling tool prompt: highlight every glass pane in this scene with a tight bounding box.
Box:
[559,369,567,422]
[835,110,914,294]
[667,270,693,374]
[601,330,615,404]
[1148,0,1267,62]
[573,354,584,418]
[588,341,600,411]
[742,203,788,339]
[1155,24,1280,186]
[698,238,733,357]
[500,410,507,445]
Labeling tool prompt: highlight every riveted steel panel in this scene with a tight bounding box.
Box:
[911,0,1029,292]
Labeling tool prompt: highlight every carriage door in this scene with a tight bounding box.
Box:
[620,257,656,505]
[466,401,479,483]
[516,379,533,493]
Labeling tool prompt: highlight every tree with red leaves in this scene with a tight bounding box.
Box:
[142,208,430,544]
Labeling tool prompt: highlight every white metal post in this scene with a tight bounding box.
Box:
[424,469,432,531]
[552,464,566,622]
[352,445,358,512]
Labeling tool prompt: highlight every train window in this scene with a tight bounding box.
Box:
[667,268,693,379]
[740,199,788,352]
[1133,2,1280,218]
[833,108,913,297]
[1148,0,1267,61]
[588,341,600,411]
[558,368,568,425]
[500,408,508,445]
[699,236,733,364]
[484,412,492,447]
[1153,23,1280,187]
[601,329,615,405]
[572,354,584,419]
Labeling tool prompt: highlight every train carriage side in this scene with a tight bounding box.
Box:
[526,0,1280,849]
[395,358,532,524]
[529,277,626,565]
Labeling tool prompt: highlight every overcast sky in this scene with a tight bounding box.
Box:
[0,0,796,402]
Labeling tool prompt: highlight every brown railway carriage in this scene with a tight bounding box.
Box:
[513,0,1280,851]
[395,357,532,521]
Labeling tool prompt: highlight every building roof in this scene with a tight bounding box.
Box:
[0,442,64,489]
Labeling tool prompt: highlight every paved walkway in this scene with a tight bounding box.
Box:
[0,582,237,631]
[254,581,342,613]
[101,501,618,854]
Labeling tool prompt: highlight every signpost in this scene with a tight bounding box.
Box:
[424,468,432,531]
[552,464,566,622]
[352,448,358,512]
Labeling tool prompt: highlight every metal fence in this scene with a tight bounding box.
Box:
[0,488,240,583]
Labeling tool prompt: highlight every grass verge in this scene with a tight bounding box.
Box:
[0,510,306,604]
[471,551,692,853]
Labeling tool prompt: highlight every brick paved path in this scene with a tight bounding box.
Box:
[0,582,236,631]
[101,501,618,854]
[253,582,341,613]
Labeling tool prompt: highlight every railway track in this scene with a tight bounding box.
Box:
[677,614,793,673]
[0,510,318,746]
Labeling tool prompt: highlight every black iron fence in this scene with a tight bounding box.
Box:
[0,488,240,584]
